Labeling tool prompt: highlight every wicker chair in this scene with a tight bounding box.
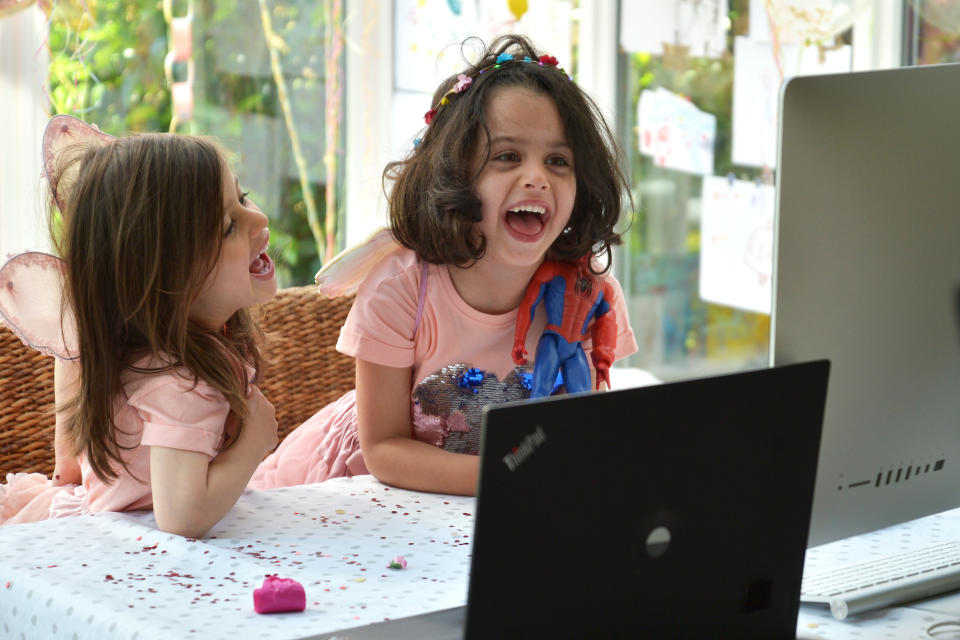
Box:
[0,286,355,477]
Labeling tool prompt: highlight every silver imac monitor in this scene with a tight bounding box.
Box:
[771,63,960,546]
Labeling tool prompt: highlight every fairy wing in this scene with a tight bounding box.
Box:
[0,252,78,360]
[0,115,110,361]
[314,227,403,298]
[43,114,115,213]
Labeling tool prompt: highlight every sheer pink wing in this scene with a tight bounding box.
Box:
[314,227,402,298]
[43,114,115,212]
[0,115,111,360]
[0,252,78,360]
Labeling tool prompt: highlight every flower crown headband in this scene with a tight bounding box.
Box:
[423,52,572,126]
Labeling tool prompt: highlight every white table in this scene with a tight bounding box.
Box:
[0,476,474,640]
[5,473,959,639]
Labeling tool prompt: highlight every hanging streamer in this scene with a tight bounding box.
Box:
[163,0,194,132]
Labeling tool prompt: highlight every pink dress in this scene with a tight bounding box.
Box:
[248,249,638,489]
[0,357,234,526]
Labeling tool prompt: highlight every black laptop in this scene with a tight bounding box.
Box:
[312,360,830,640]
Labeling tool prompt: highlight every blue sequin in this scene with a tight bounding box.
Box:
[496,53,514,63]
[457,367,485,394]
[519,372,533,390]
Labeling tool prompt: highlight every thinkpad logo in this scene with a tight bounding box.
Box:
[502,426,547,471]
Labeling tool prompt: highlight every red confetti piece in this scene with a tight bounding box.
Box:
[4,582,10,589]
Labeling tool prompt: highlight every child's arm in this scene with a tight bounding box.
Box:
[149,387,278,538]
[356,358,479,496]
[52,359,82,486]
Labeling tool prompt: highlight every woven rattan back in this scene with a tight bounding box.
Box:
[258,286,356,441]
[0,286,355,477]
[0,324,56,476]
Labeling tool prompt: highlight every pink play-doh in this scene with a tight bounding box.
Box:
[253,575,306,614]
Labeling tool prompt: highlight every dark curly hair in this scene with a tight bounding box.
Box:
[384,34,630,274]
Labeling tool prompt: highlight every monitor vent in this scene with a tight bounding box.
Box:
[834,458,946,492]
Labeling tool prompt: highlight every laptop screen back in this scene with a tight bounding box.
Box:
[467,360,829,639]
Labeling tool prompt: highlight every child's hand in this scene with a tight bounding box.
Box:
[245,386,279,456]
[512,340,528,365]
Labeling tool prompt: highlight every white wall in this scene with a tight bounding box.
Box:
[0,5,49,258]
[343,0,394,248]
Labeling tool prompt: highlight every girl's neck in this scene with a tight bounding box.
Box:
[446,259,541,315]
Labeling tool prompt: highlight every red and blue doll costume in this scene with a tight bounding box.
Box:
[512,256,618,398]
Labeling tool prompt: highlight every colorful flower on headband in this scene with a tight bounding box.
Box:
[420,51,570,129]
[454,73,472,93]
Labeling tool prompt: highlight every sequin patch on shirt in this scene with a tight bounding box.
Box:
[411,364,533,454]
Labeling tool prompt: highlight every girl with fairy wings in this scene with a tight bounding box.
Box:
[0,115,278,537]
[249,34,638,496]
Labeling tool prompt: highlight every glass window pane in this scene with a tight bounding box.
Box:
[617,0,860,381]
[905,1,960,65]
[45,0,344,287]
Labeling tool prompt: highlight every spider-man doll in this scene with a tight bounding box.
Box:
[512,256,617,398]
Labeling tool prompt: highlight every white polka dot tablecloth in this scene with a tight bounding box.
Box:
[0,476,475,640]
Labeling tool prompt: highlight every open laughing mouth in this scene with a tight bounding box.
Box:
[249,236,274,279]
[505,204,550,239]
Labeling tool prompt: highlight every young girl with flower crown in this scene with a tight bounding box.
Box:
[249,34,638,496]
[0,116,279,537]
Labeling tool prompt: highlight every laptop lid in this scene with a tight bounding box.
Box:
[465,360,830,639]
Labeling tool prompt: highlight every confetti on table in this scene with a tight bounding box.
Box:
[0,476,475,638]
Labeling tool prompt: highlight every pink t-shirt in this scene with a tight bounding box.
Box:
[1,356,234,525]
[336,249,637,452]
[338,248,637,387]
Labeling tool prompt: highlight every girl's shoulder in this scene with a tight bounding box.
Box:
[354,245,422,302]
[361,245,419,283]
[122,353,225,405]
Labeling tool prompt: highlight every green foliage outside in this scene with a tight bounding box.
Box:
[46,0,342,288]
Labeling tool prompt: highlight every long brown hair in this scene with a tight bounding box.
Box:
[385,34,630,273]
[52,133,264,482]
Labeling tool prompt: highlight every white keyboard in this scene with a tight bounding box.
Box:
[801,540,960,619]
